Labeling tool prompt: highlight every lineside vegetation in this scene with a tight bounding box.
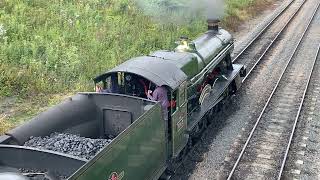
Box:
[0,0,274,134]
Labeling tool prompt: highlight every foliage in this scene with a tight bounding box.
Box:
[0,0,271,98]
[0,0,275,134]
[0,0,206,98]
[223,0,273,29]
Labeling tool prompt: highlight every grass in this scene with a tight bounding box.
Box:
[223,0,275,30]
[0,115,14,135]
[0,0,206,98]
[0,93,72,134]
[0,0,276,134]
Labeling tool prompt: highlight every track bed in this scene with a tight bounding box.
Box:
[227,2,320,179]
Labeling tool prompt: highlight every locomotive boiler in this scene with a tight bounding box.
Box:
[0,19,245,180]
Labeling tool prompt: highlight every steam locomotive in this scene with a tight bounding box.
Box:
[0,20,246,180]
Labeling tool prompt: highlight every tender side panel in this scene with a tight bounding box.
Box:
[69,103,167,180]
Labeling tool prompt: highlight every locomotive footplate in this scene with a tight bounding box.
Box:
[187,64,244,131]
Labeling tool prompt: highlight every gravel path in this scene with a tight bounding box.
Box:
[171,0,320,179]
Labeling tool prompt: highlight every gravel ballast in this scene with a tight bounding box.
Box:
[24,133,112,160]
[171,0,319,178]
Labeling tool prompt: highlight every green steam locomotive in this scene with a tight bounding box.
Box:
[0,19,245,180]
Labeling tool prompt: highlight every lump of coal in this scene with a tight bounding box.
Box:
[24,133,112,160]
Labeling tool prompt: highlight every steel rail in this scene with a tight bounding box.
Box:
[241,0,307,82]
[232,0,295,63]
[277,43,320,180]
[226,2,320,179]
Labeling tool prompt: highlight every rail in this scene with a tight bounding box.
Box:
[227,1,320,179]
[277,43,320,179]
[232,0,307,82]
[232,0,295,62]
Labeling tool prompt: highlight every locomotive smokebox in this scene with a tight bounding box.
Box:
[207,19,220,31]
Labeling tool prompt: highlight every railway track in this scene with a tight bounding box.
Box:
[171,0,318,179]
[227,1,320,179]
[232,0,307,82]
[281,7,320,179]
[281,45,320,179]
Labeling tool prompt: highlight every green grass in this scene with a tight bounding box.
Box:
[224,0,273,29]
[0,93,72,134]
[0,0,273,98]
[0,0,275,134]
[0,0,206,98]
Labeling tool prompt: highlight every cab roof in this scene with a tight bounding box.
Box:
[94,56,188,90]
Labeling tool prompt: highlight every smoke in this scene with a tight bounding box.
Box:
[133,0,225,24]
[188,0,225,20]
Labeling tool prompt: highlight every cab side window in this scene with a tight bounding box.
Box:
[171,91,177,114]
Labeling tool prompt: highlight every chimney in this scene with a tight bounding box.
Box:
[207,19,220,32]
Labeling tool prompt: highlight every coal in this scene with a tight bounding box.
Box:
[24,133,112,160]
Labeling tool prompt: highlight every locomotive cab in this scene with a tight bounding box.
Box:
[94,56,190,159]
[95,71,180,118]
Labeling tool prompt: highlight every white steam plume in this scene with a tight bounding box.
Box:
[188,0,225,20]
[133,0,225,24]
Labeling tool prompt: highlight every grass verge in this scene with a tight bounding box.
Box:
[223,0,275,30]
[0,0,278,134]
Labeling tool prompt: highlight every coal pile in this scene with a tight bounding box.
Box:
[24,133,113,160]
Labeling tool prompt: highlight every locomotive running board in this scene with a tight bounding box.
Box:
[187,64,243,132]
